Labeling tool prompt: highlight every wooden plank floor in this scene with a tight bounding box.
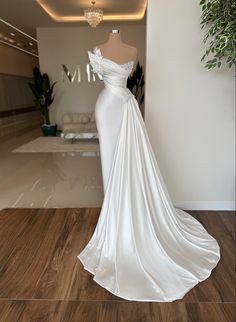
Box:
[0,208,235,322]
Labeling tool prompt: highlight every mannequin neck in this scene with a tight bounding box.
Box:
[108,31,123,44]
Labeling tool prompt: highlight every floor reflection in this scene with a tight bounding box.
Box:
[0,127,104,210]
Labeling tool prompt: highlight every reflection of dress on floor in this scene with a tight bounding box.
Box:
[77,46,221,302]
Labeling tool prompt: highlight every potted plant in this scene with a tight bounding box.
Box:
[28,66,57,136]
[127,61,145,117]
[200,0,236,69]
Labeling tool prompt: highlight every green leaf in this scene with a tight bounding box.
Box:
[28,82,41,99]
[33,98,43,112]
[29,66,56,119]
[200,0,235,71]
[127,61,145,110]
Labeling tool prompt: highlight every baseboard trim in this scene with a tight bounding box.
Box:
[173,201,236,211]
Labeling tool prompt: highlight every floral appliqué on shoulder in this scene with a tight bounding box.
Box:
[87,47,103,76]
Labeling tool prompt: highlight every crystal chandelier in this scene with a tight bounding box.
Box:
[84,1,103,28]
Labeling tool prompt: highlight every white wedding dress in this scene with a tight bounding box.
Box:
[77,47,221,302]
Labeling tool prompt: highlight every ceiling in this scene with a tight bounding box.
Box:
[0,0,146,57]
[36,0,147,22]
[0,19,38,57]
[0,0,147,37]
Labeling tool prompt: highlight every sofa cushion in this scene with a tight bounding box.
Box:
[63,123,85,131]
[90,113,96,122]
[84,122,97,131]
[63,114,72,123]
[81,115,90,123]
[71,114,85,123]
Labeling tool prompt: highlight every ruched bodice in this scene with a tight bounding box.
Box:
[88,47,135,102]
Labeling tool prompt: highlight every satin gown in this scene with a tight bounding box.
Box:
[77,46,221,302]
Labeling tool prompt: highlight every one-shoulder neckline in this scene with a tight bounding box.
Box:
[93,46,134,68]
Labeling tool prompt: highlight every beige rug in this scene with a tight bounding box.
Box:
[13,136,100,153]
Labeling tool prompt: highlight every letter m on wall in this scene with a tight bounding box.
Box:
[61,64,81,82]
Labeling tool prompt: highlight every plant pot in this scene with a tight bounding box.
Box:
[41,123,57,136]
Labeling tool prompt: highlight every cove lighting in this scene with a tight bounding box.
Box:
[36,0,147,22]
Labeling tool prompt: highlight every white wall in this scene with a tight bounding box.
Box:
[37,25,146,128]
[145,0,235,210]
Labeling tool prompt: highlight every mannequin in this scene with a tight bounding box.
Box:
[95,29,137,65]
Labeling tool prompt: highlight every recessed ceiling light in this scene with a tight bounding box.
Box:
[29,42,33,46]
[0,18,38,58]
[0,39,38,57]
[0,18,37,42]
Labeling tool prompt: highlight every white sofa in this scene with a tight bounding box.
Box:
[61,112,98,141]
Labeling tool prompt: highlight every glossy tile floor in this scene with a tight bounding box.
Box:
[0,126,104,210]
